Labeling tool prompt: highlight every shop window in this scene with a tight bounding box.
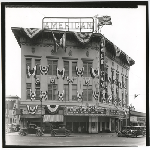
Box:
[48,60,58,75]
[64,84,69,101]
[72,62,77,77]
[83,61,92,77]
[26,83,31,99]
[26,58,31,78]
[48,84,58,100]
[72,84,77,101]
[35,59,41,75]
[35,83,40,100]
[83,85,92,101]
[64,61,69,76]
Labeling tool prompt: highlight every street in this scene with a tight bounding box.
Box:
[5,132,146,147]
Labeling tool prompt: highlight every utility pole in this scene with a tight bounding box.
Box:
[40,98,42,131]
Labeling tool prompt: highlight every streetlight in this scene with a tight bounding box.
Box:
[40,97,42,131]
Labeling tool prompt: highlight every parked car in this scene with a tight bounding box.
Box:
[19,124,44,136]
[117,126,146,138]
[51,124,70,137]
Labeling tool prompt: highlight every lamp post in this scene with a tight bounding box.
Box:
[40,98,42,131]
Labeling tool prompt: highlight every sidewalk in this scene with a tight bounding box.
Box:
[6,132,117,137]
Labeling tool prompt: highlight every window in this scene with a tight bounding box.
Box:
[72,84,77,101]
[64,61,69,76]
[64,84,69,101]
[83,61,92,77]
[48,60,58,75]
[26,58,31,78]
[35,83,40,100]
[111,71,114,82]
[83,85,92,101]
[35,59,41,75]
[72,62,77,77]
[26,83,31,99]
[125,78,128,88]
[106,122,109,129]
[48,84,58,100]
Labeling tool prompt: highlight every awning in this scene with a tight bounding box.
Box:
[20,114,41,118]
[43,115,64,122]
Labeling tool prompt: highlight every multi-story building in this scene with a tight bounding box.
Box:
[11,27,135,133]
[6,95,20,125]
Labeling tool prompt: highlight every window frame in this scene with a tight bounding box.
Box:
[48,84,58,100]
[83,85,92,101]
[26,83,32,100]
[72,84,77,101]
[47,59,58,76]
[35,59,41,75]
[83,61,93,77]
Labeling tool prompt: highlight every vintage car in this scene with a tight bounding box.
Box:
[19,124,44,136]
[51,124,70,137]
[117,126,146,138]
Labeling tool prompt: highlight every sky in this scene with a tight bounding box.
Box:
[5,6,146,113]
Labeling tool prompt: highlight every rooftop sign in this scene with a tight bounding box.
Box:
[42,17,94,32]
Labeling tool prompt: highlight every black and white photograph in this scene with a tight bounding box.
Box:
[3,2,147,147]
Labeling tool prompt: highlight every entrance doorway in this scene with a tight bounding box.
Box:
[80,122,86,133]
[73,122,79,133]
[102,122,105,132]
[98,122,100,132]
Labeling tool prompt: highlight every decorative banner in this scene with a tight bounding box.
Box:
[52,31,60,52]
[93,91,99,100]
[50,77,55,84]
[108,77,111,83]
[73,32,92,44]
[40,65,49,75]
[58,90,64,101]
[75,66,84,77]
[26,105,38,114]
[59,32,66,52]
[27,66,36,78]
[45,105,59,114]
[35,77,40,85]
[66,76,75,84]
[57,68,65,79]
[90,68,99,78]
[113,98,117,106]
[110,109,119,115]
[84,77,90,86]
[118,99,122,106]
[30,89,36,101]
[77,91,83,102]
[40,91,48,101]
[23,28,41,38]
[108,95,112,103]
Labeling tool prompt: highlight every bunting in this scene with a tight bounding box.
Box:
[108,95,112,103]
[90,67,99,78]
[30,89,36,101]
[27,66,36,78]
[58,90,64,101]
[46,105,59,114]
[66,76,75,84]
[77,91,83,102]
[40,91,48,101]
[50,77,55,84]
[23,28,41,38]
[35,77,40,85]
[93,91,99,100]
[26,105,38,114]
[57,68,65,79]
[84,77,90,86]
[75,66,84,77]
[52,31,59,52]
[40,65,49,75]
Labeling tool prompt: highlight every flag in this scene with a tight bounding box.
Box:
[114,45,121,57]
[134,94,139,99]
[52,31,59,52]
[98,16,112,26]
[98,17,104,26]
[60,32,66,52]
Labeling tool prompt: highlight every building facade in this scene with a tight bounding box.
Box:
[12,27,135,133]
[6,95,20,125]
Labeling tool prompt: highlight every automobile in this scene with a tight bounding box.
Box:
[117,126,146,138]
[19,124,44,136]
[51,124,70,137]
[12,123,20,132]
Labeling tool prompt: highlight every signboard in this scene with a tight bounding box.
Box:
[130,116,137,122]
[42,17,94,32]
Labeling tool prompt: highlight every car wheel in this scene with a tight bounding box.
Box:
[65,132,69,137]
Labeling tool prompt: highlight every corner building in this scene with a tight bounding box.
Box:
[12,28,135,133]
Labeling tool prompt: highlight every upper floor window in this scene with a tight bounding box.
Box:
[48,84,58,100]
[83,61,92,77]
[26,58,31,78]
[35,59,41,75]
[35,83,40,100]
[48,60,58,75]
[83,85,92,101]
[64,84,69,101]
[72,62,77,77]
[72,84,77,101]
[64,61,69,76]
[26,83,31,100]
